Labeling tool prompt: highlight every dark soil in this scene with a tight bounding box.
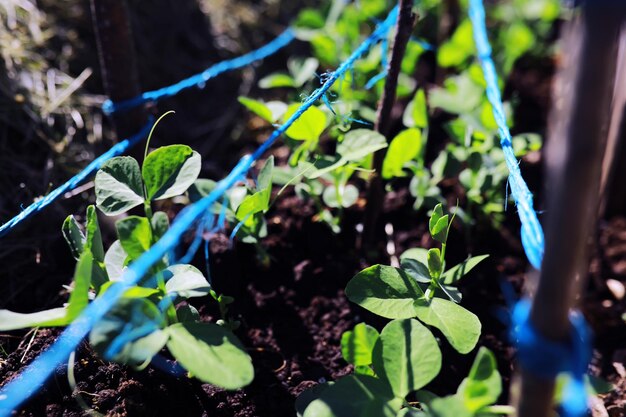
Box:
[1,178,625,416]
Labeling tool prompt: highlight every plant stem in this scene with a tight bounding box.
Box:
[362,0,416,249]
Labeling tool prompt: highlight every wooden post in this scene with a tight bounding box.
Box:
[599,30,626,219]
[362,0,416,248]
[90,0,148,161]
[515,3,625,417]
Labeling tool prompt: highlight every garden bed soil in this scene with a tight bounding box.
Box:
[1,180,625,417]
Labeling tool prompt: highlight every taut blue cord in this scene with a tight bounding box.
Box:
[0,120,153,238]
[0,8,398,415]
[102,29,296,115]
[468,0,544,269]
[469,2,591,416]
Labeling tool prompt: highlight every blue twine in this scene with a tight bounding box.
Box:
[469,2,591,416]
[468,0,544,270]
[0,8,398,415]
[0,120,153,238]
[102,29,296,115]
[511,300,592,417]
[365,37,389,89]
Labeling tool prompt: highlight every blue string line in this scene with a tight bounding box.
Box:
[0,120,153,239]
[468,0,544,270]
[0,8,398,415]
[102,29,296,115]
[469,2,591,416]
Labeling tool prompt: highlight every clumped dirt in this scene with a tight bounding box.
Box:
[1,181,625,416]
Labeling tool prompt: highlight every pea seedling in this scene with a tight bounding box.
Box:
[0,119,254,390]
[346,203,488,354]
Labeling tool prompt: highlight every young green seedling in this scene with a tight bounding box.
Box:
[346,204,488,354]
[297,319,442,417]
[0,116,254,390]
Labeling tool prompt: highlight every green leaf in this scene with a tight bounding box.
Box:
[284,104,327,142]
[0,308,69,331]
[238,96,273,122]
[403,89,428,128]
[400,258,431,284]
[437,285,462,304]
[396,407,426,417]
[431,215,449,243]
[90,297,167,366]
[400,248,429,265]
[66,250,94,319]
[429,395,472,417]
[429,75,483,115]
[188,178,217,202]
[288,57,319,87]
[441,255,489,285]
[427,248,442,278]
[83,205,105,263]
[166,322,254,389]
[341,323,380,367]
[151,211,169,240]
[414,298,481,354]
[236,157,274,221]
[62,215,85,260]
[259,72,296,89]
[164,264,211,299]
[104,240,127,281]
[382,129,423,179]
[346,265,423,319]
[322,184,359,208]
[372,319,441,398]
[296,382,333,417]
[337,129,388,163]
[142,145,201,201]
[303,375,401,417]
[116,216,153,261]
[457,347,501,412]
[176,304,200,323]
[429,204,444,236]
[95,156,145,216]
[437,20,474,68]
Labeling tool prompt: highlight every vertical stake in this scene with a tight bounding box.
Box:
[362,0,416,250]
[90,0,148,161]
[514,3,625,417]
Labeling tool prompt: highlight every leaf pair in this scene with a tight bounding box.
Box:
[95,145,201,216]
[301,319,441,417]
[345,263,482,354]
[89,297,253,390]
[419,348,502,417]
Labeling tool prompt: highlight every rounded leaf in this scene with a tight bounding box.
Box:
[382,129,423,179]
[414,298,481,354]
[284,104,327,141]
[303,375,400,417]
[346,265,423,319]
[164,264,211,299]
[341,323,380,367]
[95,156,145,216]
[142,145,201,201]
[372,319,442,398]
[166,322,254,389]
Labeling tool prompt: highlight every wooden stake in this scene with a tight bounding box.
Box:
[599,30,626,219]
[515,4,625,417]
[90,0,148,161]
[362,0,416,248]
